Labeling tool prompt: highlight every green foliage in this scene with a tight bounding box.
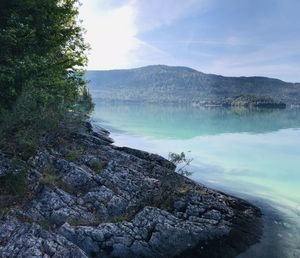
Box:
[159,196,174,210]
[0,0,88,111]
[40,165,59,187]
[75,86,95,114]
[0,172,27,196]
[65,149,84,161]
[67,218,83,226]
[38,219,51,231]
[0,0,91,157]
[230,94,286,108]
[57,180,75,194]
[0,205,8,218]
[168,152,193,176]
[40,173,59,186]
[89,159,102,172]
[110,213,132,223]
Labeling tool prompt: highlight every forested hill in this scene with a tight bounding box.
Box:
[86,65,300,105]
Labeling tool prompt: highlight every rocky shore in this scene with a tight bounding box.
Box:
[0,120,262,258]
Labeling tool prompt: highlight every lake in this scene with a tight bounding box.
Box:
[92,100,300,258]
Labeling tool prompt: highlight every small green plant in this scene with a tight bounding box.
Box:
[177,185,192,196]
[15,135,38,160]
[0,172,27,196]
[65,149,84,161]
[38,219,51,231]
[111,213,133,223]
[168,152,193,176]
[40,174,59,186]
[89,159,102,172]
[67,218,82,226]
[52,135,68,148]
[0,205,8,218]
[57,180,76,194]
[159,196,174,211]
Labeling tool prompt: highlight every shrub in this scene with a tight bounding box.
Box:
[65,149,84,161]
[0,0,92,159]
[38,219,51,231]
[89,159,102,172]
[0,205,8,218]
[168,152,193,176]
[0,172,26,196]
[75,86,95,115]
[40,174,59,187]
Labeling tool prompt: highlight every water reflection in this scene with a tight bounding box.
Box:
[92,100,300,257]
[92,100,300,139]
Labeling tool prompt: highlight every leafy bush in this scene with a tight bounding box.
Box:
[0,0,92,158]
[65,149,85,161]
[40,174,59,187]
[38,219,51,231]
[89,159,102,172]
[75,86,95,115]
[168,152,193,176]
[0,0,88,112]
[0,172,27,196]
[0,205,8,218]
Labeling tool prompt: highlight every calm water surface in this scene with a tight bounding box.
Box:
[92,100,300,257]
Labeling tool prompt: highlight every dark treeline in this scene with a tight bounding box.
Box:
[0,0,93,157]
[86,65,300,105]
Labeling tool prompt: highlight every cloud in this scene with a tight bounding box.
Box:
[130,0,207,31]
[131,41,175,67]
[79,0,139,69]
[206,62,300,82]
[79,0,179,70]
[79,1,300,81]
[202,40,300,81]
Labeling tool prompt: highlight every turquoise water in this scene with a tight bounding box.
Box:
[92,101,300,257]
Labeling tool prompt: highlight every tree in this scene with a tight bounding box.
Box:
[0,0,88,115]
[168,152,193,176]
[0,0,91,156]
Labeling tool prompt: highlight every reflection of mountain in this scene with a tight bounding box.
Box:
[86,65,300,105]
[92,101,300,139]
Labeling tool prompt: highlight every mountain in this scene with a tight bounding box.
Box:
[86,65,300,106]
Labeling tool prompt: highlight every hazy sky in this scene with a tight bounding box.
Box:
[79,0,300,82]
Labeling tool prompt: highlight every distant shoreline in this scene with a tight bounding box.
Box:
[86,65,300,107]
[91,95,295,109]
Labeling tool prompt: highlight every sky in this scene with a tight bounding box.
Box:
[79,0,300,82]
